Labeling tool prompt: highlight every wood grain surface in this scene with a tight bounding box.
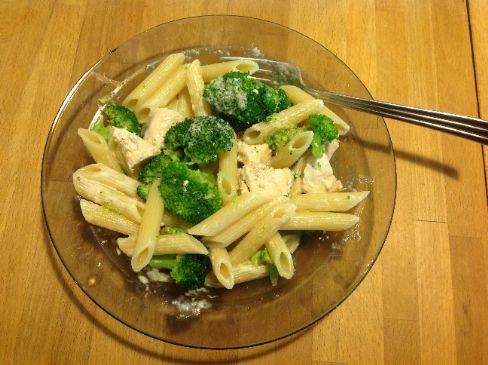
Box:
[1,0,487,364]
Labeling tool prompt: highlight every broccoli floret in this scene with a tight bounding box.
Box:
[91,117,111,142]
[269,265,279,286]
[164,118,192,149]
[250,248,280,286]
[277,89,293,110]
[203,71,292,130]
[159,161,222,224]
[149,254,210,289]
[160,226,186,234]
[165,116,235,164]
[265,127,308,151]
[308,114,339,158]
[102,103,142,136]
[137,153,173,200]
[251,248,273,266]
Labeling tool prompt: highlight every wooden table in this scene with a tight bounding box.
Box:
[1,1,487,364]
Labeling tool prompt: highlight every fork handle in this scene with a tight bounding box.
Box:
[305,87,488,144]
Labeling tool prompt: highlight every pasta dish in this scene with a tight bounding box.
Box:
[72,53,369,290]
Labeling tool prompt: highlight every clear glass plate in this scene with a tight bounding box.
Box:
[41,15,396,349]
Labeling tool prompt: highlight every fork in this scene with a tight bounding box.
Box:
[221,56,488,144]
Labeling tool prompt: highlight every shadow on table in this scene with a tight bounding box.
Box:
[42,223,310,363]
[353,135,459,179]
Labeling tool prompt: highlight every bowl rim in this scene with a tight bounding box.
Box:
[41,14,397,349]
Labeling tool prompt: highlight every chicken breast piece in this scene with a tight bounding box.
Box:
[302,150,342,193]
[111,127,160,174]
[143,108,184,149]
[237,141,272,166]
[240,164,293,196]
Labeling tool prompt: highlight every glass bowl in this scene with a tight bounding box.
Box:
[41,15,396,349]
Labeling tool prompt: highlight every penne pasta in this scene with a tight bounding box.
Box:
[117,233,208,256]
[79,199,139,236]
[208,247,234,289]
[243,99,323,144]
[217,143,238,204]
[289,151,312,196]
[200,60,259,82]
[166,97,179,111]
[204,261,268,288]
[136,66,187,121]
[74,163,140,198]
[266,233,294,279]
[186,59,207,116]
[281,233,301,254]
[176,88,194,118]
[73,173,144,223]
[280,211,359,231]
[123,53,185,109]
[229,202,296,265]
[204,200,278,246]
[162,212,192,228]
[270,130,313,168]
[280,85,350,134]
[131,181,164,272]
[78,128,122,172]
[187,192,273,236]
[291,191,370,212]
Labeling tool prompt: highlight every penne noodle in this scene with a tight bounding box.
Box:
[243,99,323,144]
[186,59,207,116]
[280,211,359,231]
[204,200,278,246]
[217,143,238,204]
[117,233,208,256]
[217,171,238,205]
[162,211,192,228]
[289,151,312,196]
[280,85,350,134]
[166,97,179,111]
[78,128,122,172]
[205,261,268,288]
[131,181,164,272]
[270,131,313,168]
[123,53,185,109]
[187,192,273,236]
[176,88,194,118]
[79,199,139,236]
[136,66,187,122]
[74,163,140,198]
[281,233,301,254]
[291,191,370,212]
[229,202,296,265]
[73,173,144,223]
[200,60,259,82]
[209,247,234,289]
[266,233,294,279]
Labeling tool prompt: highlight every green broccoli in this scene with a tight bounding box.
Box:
[250,248,273,266]
[308,114,338,158]
[91,117,111,142]
[137,153,174,200]
[203,71,292,130]
[149,254,210,289]
[265,127,308,151]
[160,226,186,234]
[165,116,235,164]
[102,102,142,136]
[164,118,192,149]
[250,248,280,286]
[159,161,223,224]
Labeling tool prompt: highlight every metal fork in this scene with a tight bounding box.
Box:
[221,56,488,144]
